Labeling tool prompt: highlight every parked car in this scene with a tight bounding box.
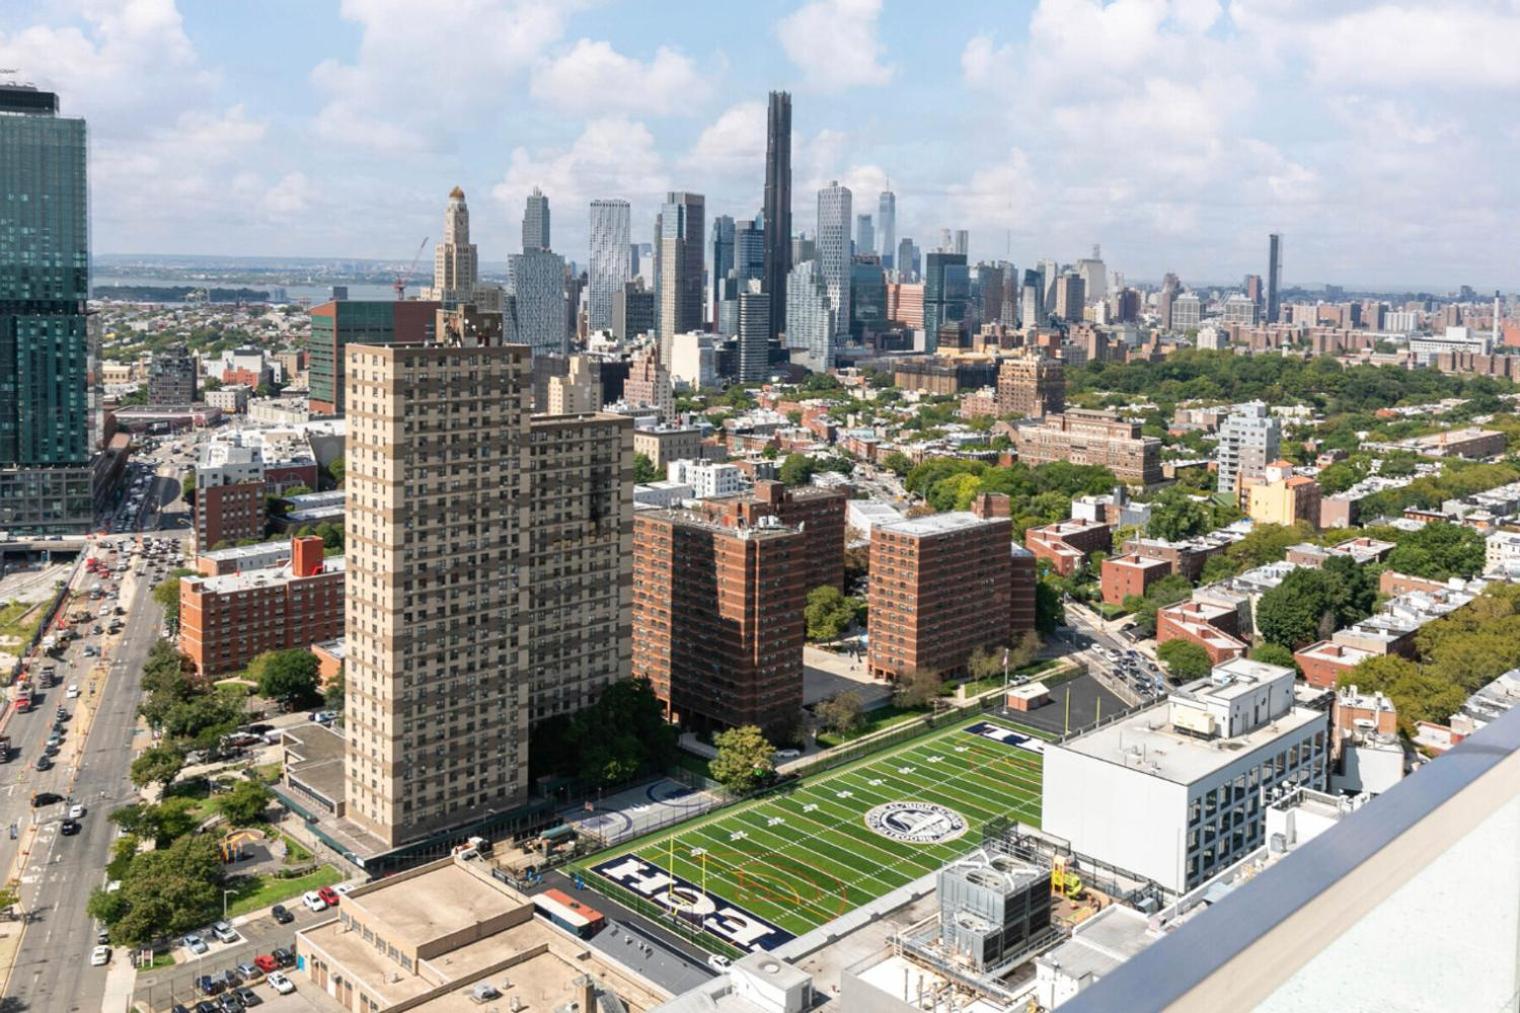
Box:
[68,804,86,819]
[34,756,52,772]
[184,934,209,955]
[234,987,261,1007]
[707,954,732,972]
[271,947,295,968]
[316,886,340,907]
[269,904,293,925]
[90,945,110,966]
[195,1001,219,1013]
[301,891,327,912]
[266,972,294,995]
[211,920,238,944]
[253,954,278,974]
[217,992,244,1012]
[196,973,222,995]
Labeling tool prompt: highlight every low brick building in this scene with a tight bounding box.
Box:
[1156,600,1247,665]
[179,536,344,676]
[1294,640,1377,689]
[1025,518,1112,577]
[1101,553,1172,606]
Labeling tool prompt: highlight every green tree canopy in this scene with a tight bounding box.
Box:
[633,453,660,484]
[1145,489,1213,542]
[893,668,943,709]
[815,691,864,736]
[1156,639,1212,681]
[779,453,816,487]
[1385,522,1486,581]
[1250,642,1299,671]
[215,780,273,825]
[805,585,864,642]
[249,648,322,709]
[710,725,776,793]
[129,745,186,791]
[1256,559,1376,649]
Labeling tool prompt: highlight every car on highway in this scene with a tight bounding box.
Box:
[60,819,80,835]
[35,755,52,771]
[66,684,80,698]
[68,804,86,819]
[30,792,62,808]
[184,933,209,955]
[266,972,294,995]
[90,945,110,966]
[269,904,293,925]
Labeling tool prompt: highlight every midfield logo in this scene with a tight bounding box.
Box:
[592,855,797,952]
[966,721,1044,753]
[864,801,969,844]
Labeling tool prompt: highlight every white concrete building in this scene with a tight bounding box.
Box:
[667,458,744,499]
[1486,529,1520,575]
[1042,658,1330,895]
[1216,401,1281,496]
[668,331,718,390]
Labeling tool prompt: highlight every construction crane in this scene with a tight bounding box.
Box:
[394,236,429,300]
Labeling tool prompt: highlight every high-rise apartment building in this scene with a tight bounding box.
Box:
[878,190,897,270]
[923,252,970,351]
[953,229,970,257]
[0,85,92,534]
[787,259,835,370]
[624,347,675,422]
[587,199,631,332]
[149,345,199,405]
[1171,291,1202,331]
[1267,233,1283,324]
[523,187,551,252]
[817,181,853,344]
[426,187,478,308]
[850,255,887,338]
[867,494,1034,681]
[855,213,875,256]
[308,300,438,415]
[997,354,1066,419]
[897,238,917,281]
[546,354,603,415]
[762,91,792,344]
[1054,271,1086,322]
[710,214,735,327]
[611,282,655,341]
[343,343,531,848]
[695,480,848,592]
[1015,410,1163,486]
[736,284,771,383]
[658,192,705,357]
[632,509,806,734]
[1039,258,1059,310]
[508,249,567,357]
[1020,268,1045,328]
[1217,402,1282,496]
[1159,273,1180,332]
[526,412,633,722]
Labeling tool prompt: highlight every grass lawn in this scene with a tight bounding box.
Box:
[815,704,925,748]
[0,599,43,643]
[279,833,313,864]
[225,865,343,918]
[575,715,1049,951]
[958,659,1060,698]
[142,951,176,970]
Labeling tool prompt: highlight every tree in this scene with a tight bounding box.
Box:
[805,585,863,642]
[130,745,185,790]
[633,453,660,484]
[894,668,943,709]
[1146,489,1212,542]
[1386,522,1486,581]
[180,468,196,503]
[710,725,776,793]
[1257,561,1375,649]
[1156,639,1212,681]
[1250,643,1299,671]
[779,453,815,487]
[1035,576,1063,634]
[538,678,680,789]
[1224,522,1314,570]
[882,451,913,478]
[328,456,346,486]
[324,668,345,711]
[1127,574,1194,638]
[815,691,864,736]
[249,649,322,709]
[1342,655,1467,736]
[215,780,273,825]
[151,568,195,614]
[0,883,19,917]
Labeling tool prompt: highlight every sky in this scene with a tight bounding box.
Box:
[3,0,1518,290]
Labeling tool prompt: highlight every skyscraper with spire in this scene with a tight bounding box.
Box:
[762,91,792,343]
[523,187,551,252]
[426,186,478,308]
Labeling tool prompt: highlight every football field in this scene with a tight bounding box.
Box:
[578,716,1046,952]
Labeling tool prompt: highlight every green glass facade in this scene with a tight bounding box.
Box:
[308,300,437,414]
[0,86,93,532]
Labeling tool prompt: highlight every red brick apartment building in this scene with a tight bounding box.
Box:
[1013,410,1163,486]
[1155,599,1247,665]
[694,480,848,591]
[179,536,344,676]
[1025,518,1113,577]
[1101,553,1172,606]
[194,480,266,552]
[631,510,806,734]
[868,494,1035,681]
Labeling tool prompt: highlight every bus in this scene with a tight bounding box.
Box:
[532,889,606,939]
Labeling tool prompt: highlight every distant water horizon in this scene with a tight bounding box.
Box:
[92,274,403,303]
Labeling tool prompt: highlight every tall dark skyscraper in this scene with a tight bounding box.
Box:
[0,85,93,533]
[762,91,792,343]
[711,215,735,327]
[658,192,705,355]
[1267,232,1283,324]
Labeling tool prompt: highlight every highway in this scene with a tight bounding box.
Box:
[1,458,190,1011]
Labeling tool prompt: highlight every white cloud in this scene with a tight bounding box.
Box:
[961,35,1017,90]
[311,0,578,152]
[265,173,318,217]
[532,39,706,115]
[777,0,894,91]
[1300,6,1520,89]
[681,101,766,180]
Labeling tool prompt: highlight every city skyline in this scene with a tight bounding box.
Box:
[2,1,1517,290]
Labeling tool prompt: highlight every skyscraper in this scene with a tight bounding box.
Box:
[710,214,735,327]
[897,237,917,281]
[0,85,92,534]
[787,259,835,370]
[817,181,853,342]
[923,252,969,352]
[508,249,568,356]
[762,91,792,343]
[426,187,478,308]
[1267,233,1283,324]
[1076,247,1107,303]
[1054,271,1085,322]
[737,283,770,383]
[850,255,887,337]
[1039,258,1059,310]
[855,213,875,256]
[878,190,897,270]
[953,229,970,256]
[523,186,551,252]
[343,343,531,848]
[587,199,631,332]
[658,192,705,358]
[1020,269,1045,328]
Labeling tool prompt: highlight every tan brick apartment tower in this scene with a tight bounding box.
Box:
[632,510,806,735]
[342,343,531,848]
[996,352,1065,419]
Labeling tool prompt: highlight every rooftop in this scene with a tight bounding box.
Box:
[186,554,344,595]
[881,511,1004,538]
[198,539,292,563]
